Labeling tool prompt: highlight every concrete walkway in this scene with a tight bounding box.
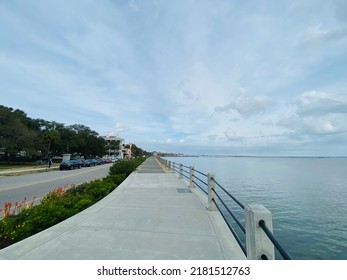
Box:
[0,157,246,260]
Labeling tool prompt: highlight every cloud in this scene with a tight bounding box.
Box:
[280,115,344,135]
[106,123,127,137]
[296,90,347,116]
[215,88,273,118]
[304,25,347,44]
[279,90,347,135]
[225,128,244,142]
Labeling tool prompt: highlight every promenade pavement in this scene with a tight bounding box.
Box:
[0,157,246,260]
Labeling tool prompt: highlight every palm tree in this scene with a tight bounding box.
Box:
[43,130,60,158]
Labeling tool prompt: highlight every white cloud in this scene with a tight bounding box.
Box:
[296,90,347,116]
[215,89,273,118]
[279,90,347,136]
[105,123,127,137]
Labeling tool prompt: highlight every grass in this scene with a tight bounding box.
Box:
[0,164,45,170]
[0,164,59,176]
[0,159,60,170]
[1,168,59,177]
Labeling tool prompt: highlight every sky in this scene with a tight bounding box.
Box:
[1,0,347,156]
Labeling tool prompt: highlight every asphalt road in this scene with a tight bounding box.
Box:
[0,164,111,211]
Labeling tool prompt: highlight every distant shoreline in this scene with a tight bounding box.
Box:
[161,154,347,159]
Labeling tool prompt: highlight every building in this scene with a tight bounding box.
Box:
[101,136,125,160]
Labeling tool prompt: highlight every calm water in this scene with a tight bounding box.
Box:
[165,156,347,260]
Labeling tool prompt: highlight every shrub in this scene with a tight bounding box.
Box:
[84,180,115,201]
[103,174,127,185]
[109,158,146,177]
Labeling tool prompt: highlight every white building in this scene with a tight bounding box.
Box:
[101,136,125,160]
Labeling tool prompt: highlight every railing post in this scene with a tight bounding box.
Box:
[207,173,217,211]
[179,164,183,178]
[189,166,195,188]
[245,204,275,260]
[164,160,170,171]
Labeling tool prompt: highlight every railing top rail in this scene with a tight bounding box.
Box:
[259,220,292,260]
[193,168,208,177]
[212,177,245,209]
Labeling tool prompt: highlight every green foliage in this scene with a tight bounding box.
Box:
[130,144,151,157]
[83,180,115,201]
[109,158,146,177]
[43,129,60,157]
[103,174,127,186]
[0,157,144,249]
[0,106,43,160]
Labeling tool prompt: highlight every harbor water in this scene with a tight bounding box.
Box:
[165,156,347,260]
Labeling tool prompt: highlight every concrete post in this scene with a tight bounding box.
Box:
[245,204,275,260]
[207,173,217,211]
[179,163,183,179]
[62,154,71,162]
[189,166,195,188]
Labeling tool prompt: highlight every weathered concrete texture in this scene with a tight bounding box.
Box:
[0,157,246,260]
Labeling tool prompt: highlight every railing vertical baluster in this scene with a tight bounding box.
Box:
[207,173,217,211]
[189,166,195,188]
[179,164,183,179]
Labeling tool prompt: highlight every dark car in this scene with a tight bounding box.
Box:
[82,159,96,167]
[73,159,83,168]
[59,160,81,170]
[94,158,104,165]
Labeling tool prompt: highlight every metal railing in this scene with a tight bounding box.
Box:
[157,156,292,260]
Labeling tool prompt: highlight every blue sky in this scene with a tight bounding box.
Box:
[1,0,347,156]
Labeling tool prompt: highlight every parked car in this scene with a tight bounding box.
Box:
[72,159,83,168]
[59,160,81,170]
[94,158,104,165]
[82,159,96,167]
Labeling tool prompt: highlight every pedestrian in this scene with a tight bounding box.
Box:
[48,158,52,168]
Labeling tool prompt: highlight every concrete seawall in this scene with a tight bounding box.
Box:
[0,157,246,260]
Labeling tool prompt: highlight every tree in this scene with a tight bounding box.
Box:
[43,130,60,158]
[0,106,42,161]
[131,144,150,157]
[59,124,107,157]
